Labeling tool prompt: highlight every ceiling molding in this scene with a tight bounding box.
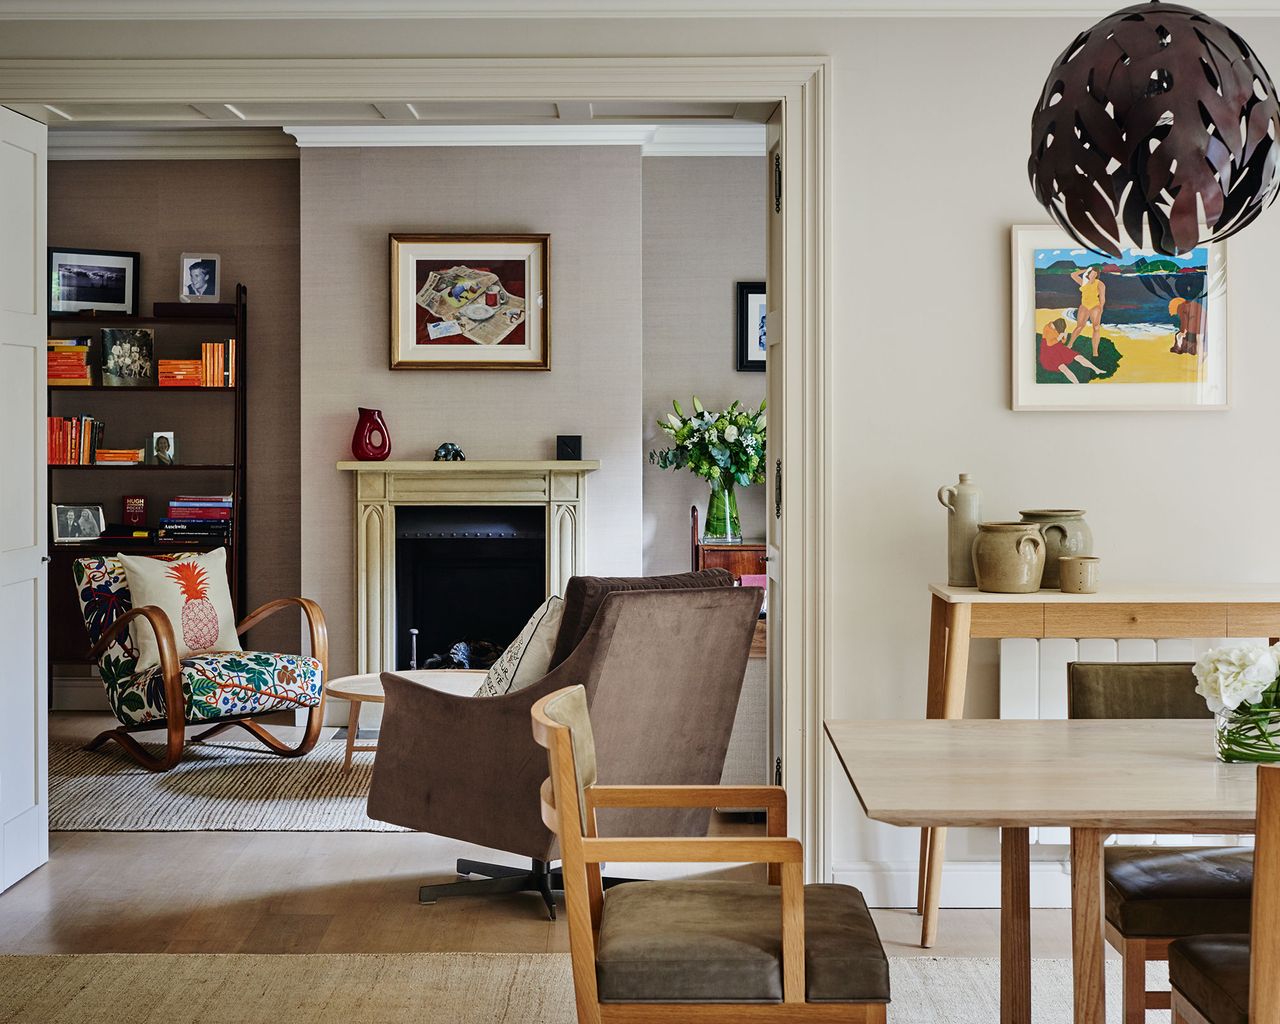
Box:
[48,128,299,160]
[285,123,766,155]
[5,0,1280,18]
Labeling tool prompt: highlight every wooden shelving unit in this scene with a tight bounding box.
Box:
[47,283,248,665]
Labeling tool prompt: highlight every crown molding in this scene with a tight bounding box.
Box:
[47,127,299,160]
[285,123,766,155]
[6,0,1280,18]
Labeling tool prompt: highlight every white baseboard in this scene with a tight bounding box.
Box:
[51,672,110,712]
[831,859,1072,909]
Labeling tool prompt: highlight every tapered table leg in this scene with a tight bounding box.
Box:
[1071,828,1107,1024]
[342,698,361,775]
[1001,827,1031,1024]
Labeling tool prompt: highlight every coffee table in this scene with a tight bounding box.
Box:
[325,669,487,773]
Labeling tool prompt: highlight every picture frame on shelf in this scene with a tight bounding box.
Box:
[48,247,140,316]
[100,328,154,386]
[51,504,105,544]
[180,252,221,303]
[736,281,767,372]
[1011,225,1228,411]
[149,431,176,465]
[390,233,550,370]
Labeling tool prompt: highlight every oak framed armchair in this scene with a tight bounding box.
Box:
[531,684,890,1023]
[74,554,329,772]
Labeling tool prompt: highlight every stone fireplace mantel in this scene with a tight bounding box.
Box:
[337,459,600,673]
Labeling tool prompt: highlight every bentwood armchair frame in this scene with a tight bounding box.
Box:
[531,687,888,1024]
[85,596,329,773]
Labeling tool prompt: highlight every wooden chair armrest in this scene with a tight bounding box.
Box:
[580,836,801,864]
[587,784,786,813]
[88,605,178,666]
[235,597,329,673]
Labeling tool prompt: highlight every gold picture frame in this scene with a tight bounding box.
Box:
[390,233,550,370]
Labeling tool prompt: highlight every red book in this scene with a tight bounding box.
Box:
[123,495,146,527]
[166,506,231,520]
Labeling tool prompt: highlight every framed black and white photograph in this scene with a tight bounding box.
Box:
[51,504,105,544]
[180,252,221,303]
[100,328,154,387]
[149,431,176,466]
[736,281,767,372]
[48,248,140,315]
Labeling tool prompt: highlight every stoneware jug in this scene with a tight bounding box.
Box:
[1018,509,1092,589]
[972,522,1046,594]
[351,407,391,461]
[937,473,981,587]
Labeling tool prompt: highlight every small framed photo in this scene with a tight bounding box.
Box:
[1011,225,1228,411]
[736,281,767,372]
[101,328,154,386]
[390,233,549,370]
[51,504,105,543]
[48,248,140,315]
[180,252,221,303]
[149,431,176,465]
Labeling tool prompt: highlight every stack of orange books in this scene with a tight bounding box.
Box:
[94,448,145,464]
[158,359,202,386]
[47,340,93,386]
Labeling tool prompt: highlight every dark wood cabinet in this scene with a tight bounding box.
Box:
[690,505,767,659]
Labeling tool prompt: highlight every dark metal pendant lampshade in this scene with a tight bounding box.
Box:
[1029,2,1280,257]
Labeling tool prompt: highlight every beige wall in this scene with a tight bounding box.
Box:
[47,159,301,653]
[642,157,766,576]
[20,12,1280,889]
[298,146,644,679]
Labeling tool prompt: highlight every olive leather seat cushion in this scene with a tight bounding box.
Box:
[1104,847,1253,937]
[595,880,890,1004]
[1169,934,1250,1024]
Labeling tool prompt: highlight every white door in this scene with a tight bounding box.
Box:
[0,106,48,893]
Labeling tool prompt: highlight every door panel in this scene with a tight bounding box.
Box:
[0,105,48,893]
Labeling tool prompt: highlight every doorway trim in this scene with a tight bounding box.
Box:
[0,54,834,880]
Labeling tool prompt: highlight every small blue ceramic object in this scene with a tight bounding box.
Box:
[433,442,466,462]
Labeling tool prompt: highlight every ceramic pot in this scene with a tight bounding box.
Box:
[937,473,981,587]
[1018,509,1093,589]
[351,407,391,461]
[972,522,1045,594]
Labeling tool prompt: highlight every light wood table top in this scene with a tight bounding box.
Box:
[325,669,486,703]
[826,718,1258,833]
[930,581,1280,603]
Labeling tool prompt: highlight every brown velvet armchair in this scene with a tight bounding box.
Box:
[367,570,763,918]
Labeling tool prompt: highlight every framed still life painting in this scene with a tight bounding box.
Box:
[390,233,549,370]
[1011,226,1228,411]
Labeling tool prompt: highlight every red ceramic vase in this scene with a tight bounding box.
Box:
[351,407,391,461]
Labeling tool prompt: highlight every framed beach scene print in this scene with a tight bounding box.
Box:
[390,233,549,370]
[1011,226,1227,411]
[48,248,139,315]
[736,281,766,371]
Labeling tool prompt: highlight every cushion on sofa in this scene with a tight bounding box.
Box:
[550,569,734,668]
[595,879,889,1004]
[1104,846,1253,937]
[474,596,564,697]
[1170,934,1250,1024]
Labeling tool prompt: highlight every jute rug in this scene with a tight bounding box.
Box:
[0,953,1141,1024]
[49,739,404,832]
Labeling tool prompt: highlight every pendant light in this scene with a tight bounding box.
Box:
[1028,1,1280,257]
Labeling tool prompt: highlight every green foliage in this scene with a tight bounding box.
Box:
[648,398,767,487]
[1034,335,1123,384]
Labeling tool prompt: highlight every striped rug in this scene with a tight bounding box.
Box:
[49,739,405,832]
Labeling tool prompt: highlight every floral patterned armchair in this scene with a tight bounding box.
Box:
[74,554,329,772]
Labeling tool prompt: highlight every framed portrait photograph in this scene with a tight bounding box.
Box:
[100,328,154,387]
[736,281,767,372]
[48,248,139,315]
[51,504,105,544]
[390,233,549,370]
[180,252,221,303]
[149,431,176,465]
[1011,225,1228,411]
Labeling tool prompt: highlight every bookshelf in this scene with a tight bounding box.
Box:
[47,283,248,666]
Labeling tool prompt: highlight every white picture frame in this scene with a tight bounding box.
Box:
[180,252,221,304]
[1011,225,1228,411]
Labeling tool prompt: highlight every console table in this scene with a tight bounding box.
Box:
[917,582,1280,948]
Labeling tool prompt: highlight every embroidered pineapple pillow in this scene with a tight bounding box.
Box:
[118,548,241,671]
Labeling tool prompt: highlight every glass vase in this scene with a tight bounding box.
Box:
[703,478,742,544]
[1215,706,1280,763]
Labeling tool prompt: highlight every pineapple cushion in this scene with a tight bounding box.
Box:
[118,548,242,671]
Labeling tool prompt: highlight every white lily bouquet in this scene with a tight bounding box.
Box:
[1193,643,1280,762]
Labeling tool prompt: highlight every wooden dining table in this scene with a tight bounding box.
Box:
[825,718,1258,1024]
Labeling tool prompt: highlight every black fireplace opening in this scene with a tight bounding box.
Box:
[394,505,547,671]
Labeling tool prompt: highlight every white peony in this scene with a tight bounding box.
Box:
[1193,644,1280,714]
[724,425,739,443]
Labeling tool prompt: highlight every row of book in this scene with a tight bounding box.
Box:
[47,339,92,386]
[158,340,236,387]
[156,494,233,545]
[48,416,104,464]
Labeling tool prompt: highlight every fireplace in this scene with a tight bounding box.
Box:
[338,459,599,673]
[394,505,546,670]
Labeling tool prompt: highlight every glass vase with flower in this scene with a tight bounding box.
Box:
[1193,643,1280,763]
